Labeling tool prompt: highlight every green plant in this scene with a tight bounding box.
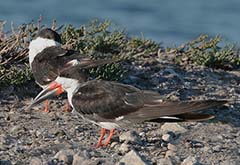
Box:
[170,35,240,70]
[0,64,32,87]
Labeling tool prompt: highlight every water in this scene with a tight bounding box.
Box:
[1,0,240,46]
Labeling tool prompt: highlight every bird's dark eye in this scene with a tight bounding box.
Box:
[46,35,51,39]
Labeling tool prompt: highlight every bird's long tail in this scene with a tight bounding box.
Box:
[125,90,228,122]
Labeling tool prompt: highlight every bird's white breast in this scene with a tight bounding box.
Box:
[98,122,120,130]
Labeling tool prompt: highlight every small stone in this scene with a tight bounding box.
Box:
[119,131,142,144]
[213,145,221,152]
[118,143,130,153]
[29,157,43,165]
[139,132,146,137]
[117,150,149,165]
[157,157,174,165]
[162,134,172,142]
[90,158,115,165]
[209,134,224,142]
[216,135,223,140]
[165,150,176,158]
[72,153,86,165]
[181,156,199,165]
[110,142,118,148]
[54,149,74,165]
[167,143,177,151]
[203,146,210,152]
[161,123,187,134]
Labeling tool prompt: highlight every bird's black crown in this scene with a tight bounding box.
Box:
[37,28,62,44]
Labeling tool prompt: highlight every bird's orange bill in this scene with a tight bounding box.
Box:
[26,82,64,110]
[34,81,63,101]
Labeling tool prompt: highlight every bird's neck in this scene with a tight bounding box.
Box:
[28,37,60,66]
[55,77,80,107]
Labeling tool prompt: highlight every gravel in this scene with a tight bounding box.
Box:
[0,59,239,164]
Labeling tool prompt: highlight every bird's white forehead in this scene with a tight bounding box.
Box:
[28,37,60,65]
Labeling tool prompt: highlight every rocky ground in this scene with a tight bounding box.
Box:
[0,58,239,165]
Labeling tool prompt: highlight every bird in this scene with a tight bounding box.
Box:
[28,28,119,112]
[27,76,228,148]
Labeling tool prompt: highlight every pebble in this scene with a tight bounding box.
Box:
[160,123,187,134]
[209,135,224,142]
[90,158,116,165]
[167,143,177,151]
[119,130,142,145]
[181,156,199,165]
[110,142,118,148]
[72,153,87,165]
[213,145,221,152]
[118,143,130,153]
[157,157,174,165]
[54,149,74,165]
[203,146,210,152]
[162,133,172,142]
[165,150,176,158]
[139,132,146,137]
[29,157,43,165]
[36,130,43,138]
[117,150,149,165]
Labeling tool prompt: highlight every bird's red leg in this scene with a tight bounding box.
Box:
[64,100,70,112]
[42,82,64,113]
[44,100,49,112]
[104,129,115,146]
[96,128,106,148]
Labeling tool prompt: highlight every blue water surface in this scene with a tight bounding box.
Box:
[1,0,240,46]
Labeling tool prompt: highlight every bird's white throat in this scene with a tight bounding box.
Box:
[55,77,80,107]
[28,37,60,66]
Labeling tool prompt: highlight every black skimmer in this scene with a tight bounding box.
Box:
[27,78,228,148]
[29,28,119,112]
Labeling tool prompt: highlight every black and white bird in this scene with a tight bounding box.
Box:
[29,28,119,112]
[28,77,228,148]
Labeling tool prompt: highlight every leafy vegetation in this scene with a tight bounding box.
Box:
[167,35,240,70]
[0,19,239,88]
[0,65,32,87]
